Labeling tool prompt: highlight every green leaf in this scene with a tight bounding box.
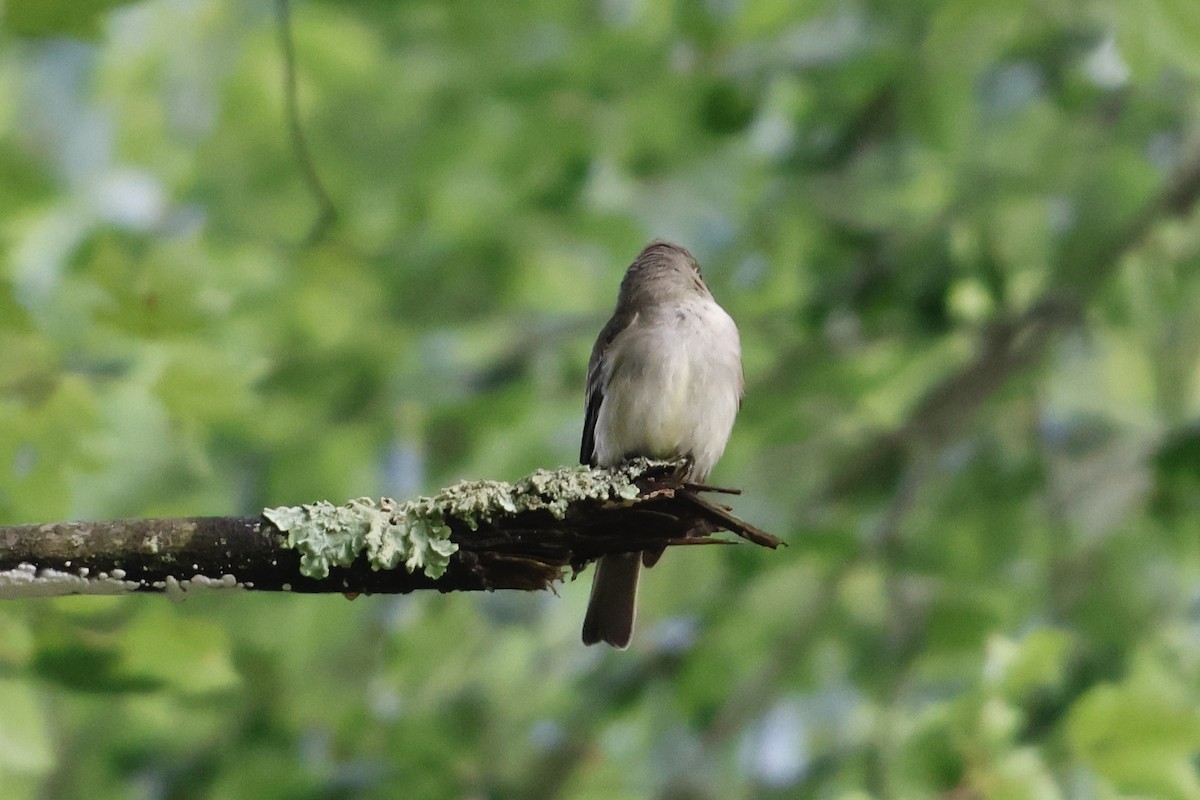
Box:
[31,641,161,693]
[0,679,52,774]
[5,0,143,39]
[116,606,240,695]
[1067,651,1200,798]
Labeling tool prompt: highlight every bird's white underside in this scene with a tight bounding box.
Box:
[592,295,742,482]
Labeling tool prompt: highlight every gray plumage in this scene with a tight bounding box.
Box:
[581,241,743,648]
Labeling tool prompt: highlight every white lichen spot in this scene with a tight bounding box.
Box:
[159,572,249,600]
[185,573,243,591]
[164,575,187,601]
[0,562,141,599]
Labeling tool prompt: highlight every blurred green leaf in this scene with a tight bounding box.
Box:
[0,678,53,775]
[4,0,142,39]
[116,605,240,694]
[1068,651,1200,798]
[32,642,161,693]
[1155,425,1200,481]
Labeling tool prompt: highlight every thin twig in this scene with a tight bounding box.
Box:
[678,490,786,549]
[275,0,337,245]
[680,481,743,495]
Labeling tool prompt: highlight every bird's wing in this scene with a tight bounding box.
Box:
[581,308,636,465]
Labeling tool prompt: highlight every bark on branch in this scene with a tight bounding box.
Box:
[0,462,781,599]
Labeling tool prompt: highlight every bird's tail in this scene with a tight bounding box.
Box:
[581,552,641,649]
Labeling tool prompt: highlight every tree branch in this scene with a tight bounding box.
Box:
[0,462,780,599]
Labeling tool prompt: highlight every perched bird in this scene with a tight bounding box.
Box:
[581,241,743,648]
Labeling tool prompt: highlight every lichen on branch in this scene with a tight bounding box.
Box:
[0,460,781,598]
[265,463,653,581]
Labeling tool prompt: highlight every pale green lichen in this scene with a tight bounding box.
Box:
[266,460,673,581]
[264,498,452,581]
[433,459,662,527]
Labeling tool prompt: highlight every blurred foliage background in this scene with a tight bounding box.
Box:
[3,0,1200,797]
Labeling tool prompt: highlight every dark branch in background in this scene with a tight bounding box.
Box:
[0,464,780,599]
[825,150,1200,501]
[275,0,337,245]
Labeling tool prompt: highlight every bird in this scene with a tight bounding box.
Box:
[580,241,743,648]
